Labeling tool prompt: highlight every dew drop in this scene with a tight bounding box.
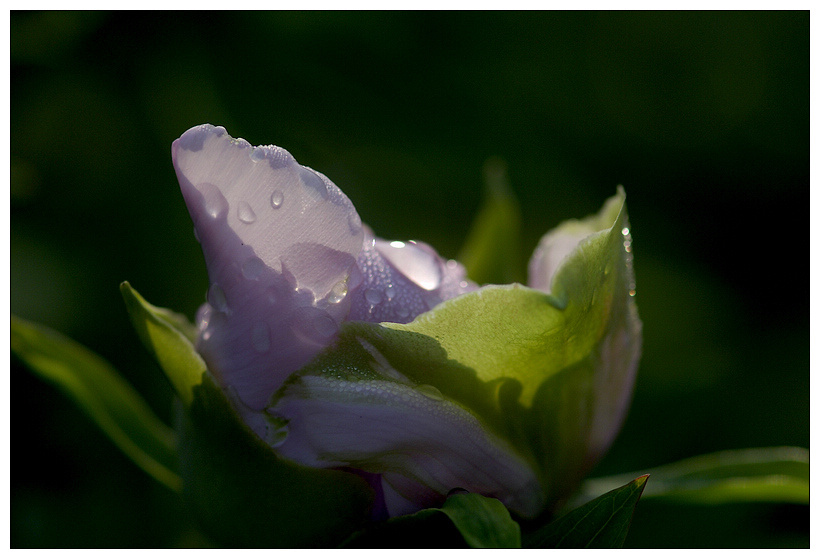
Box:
[313,314,338,337]
[629,289,637,297]
[384,284,396,300]
[621,227,630,236]
[251,321,271,353]
[242,256,265,280]
[416,384,444,401]
[270,189,284,209]
[328,279,348,304]
[237,201,257,224]
[300,168,329,199]
[364,287,383,305]
[207,284,228,312]
[348,213,362,235]
[376,240,441,291]
[250,147,266,162]
[397,307,410,319]
[200,183,229,219]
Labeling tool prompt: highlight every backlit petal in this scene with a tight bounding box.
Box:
[173,124,363,409]
[270,373,544,518]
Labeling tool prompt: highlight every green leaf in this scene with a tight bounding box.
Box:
[458,157,523,285]
[343,493,521,548]
[576,447,809,506]
[524,475,648,548]
[278,188,640,511]
[10,315,181,492]
[439,493,521,548]
[178,374,375,547]
[120,281,206,405]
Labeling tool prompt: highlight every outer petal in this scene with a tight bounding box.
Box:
[270,372,544,518]
[173,125,363,409]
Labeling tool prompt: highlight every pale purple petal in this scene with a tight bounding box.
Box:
[347,228,477,324]
[527,227,594,293]
[173,124,363,409]
[270,375,545,518]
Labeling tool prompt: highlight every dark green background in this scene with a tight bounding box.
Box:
[11,11,808,547]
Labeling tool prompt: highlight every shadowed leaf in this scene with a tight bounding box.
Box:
[525,474,648,548]
[458,157,523,285]
[11,315,180,491]
[576,447,809,506]
[120,281,205,405]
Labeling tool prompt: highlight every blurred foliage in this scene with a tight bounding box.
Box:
[10,11,808,548]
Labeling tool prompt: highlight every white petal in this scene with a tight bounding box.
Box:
[270,375,545,518]
[173,124,363,409]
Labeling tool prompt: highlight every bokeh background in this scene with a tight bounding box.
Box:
[11,11,808,547]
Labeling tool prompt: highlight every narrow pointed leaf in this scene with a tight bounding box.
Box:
[120,281,206,405]
[11,315,180,491]
[458,157,523,285]
[525,474,648,548]
[576,447,809,506]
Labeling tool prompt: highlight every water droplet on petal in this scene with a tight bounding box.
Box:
[251,321,271,353]
[250,147,266,162]
[300,168,329,199]
[348,213,362,235]
[328,279,348,304]
[384,284,396,300]
[237,201,257,224]
[397,307,410,319]
[364,287,383,305]
[208,284,228,312]
[622,227,630,236]
[313,314,338,338]
[376,240,441,291]
[242,256,265,280]
[416,384,444,401]
[270,189,284,209]
[200,182,229,219]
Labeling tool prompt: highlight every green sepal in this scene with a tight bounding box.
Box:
[178,373,375,548]
[120,281,205,405]
[458,157,523,285]
[524,474,648,548]
[343,493,521,548]
[10,314,181,492]
[576,447,809,506]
